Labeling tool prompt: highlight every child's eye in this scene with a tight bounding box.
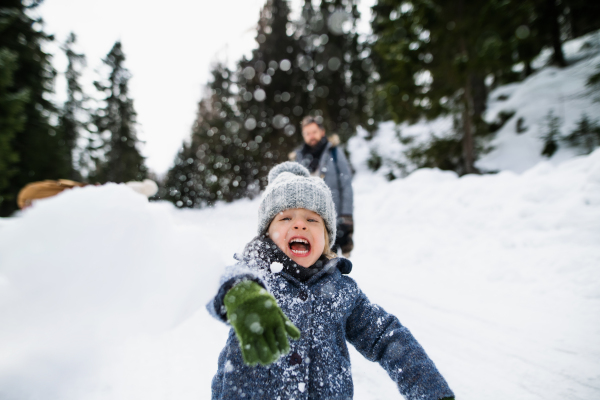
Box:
[281,217,291,221]
[308,218,319,223]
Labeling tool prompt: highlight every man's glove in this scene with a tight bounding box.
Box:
[224,280,301,366]
[337,215,354,255]
[338,215,353,227]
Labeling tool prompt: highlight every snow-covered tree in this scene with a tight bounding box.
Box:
[91,41,147,183]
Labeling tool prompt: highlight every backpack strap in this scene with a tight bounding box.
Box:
[329,146,343,215]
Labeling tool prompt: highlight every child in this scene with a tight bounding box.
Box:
[207,162,454,400]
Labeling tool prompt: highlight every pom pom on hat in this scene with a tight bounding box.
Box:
[267,161,310,184]
[258,162,337,246]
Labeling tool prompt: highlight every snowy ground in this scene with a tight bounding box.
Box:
[1,147,600,399]
[1,30,600,400]
[478,30,600,173]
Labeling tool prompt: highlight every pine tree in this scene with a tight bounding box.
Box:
[236,0,305,186]
[562,113,600,154]
[371,0,532,174]
[92,41,146,183]
[541,110,561,157]
[296,0,373,142]
[190,65,251,206]
[0,48,26,201]
[0,0,70,216]
[165,0,376,208]
[509,1,544,78]
[57,32,87,181]
[200,64,257,202]
[163,141,198,207]
[565,0,600,38]
[164,63,250,208]
[536,0,566,67]
[508,0,599,70]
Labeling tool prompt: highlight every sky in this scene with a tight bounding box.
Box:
[35,0,375,176]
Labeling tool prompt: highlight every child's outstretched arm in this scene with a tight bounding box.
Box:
[223,280,300,366]
[346,290,454,400]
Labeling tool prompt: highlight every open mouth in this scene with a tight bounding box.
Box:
[288,237,311,256]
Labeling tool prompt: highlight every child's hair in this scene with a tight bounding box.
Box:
[323,229,337,259]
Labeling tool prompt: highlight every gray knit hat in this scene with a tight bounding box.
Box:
[258,162,337,246]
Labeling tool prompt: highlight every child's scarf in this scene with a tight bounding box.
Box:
[242,235,328,282]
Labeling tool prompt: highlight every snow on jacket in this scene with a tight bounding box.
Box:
[290,135,354,217]
[207,236,454,400]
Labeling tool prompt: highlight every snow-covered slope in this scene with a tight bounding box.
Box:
[1,148,599,399]
[350,31,600,177]
[478,30,600,172]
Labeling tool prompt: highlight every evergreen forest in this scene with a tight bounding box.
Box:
[0,0,599,215]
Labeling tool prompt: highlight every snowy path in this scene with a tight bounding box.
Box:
[349,169,600,400]
[1,151,599,399]
[168,158,600,399]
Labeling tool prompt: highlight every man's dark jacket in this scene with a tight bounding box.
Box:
[291,135,353,217]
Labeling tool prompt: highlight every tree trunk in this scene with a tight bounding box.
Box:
[524,61,533,77]
[470,73,487,119]
[461,85,476,175]
[458,27,478,175]
[547,0,567,67]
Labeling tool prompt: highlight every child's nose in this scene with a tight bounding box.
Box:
[293,220,307,230]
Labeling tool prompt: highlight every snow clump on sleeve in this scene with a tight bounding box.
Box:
[270,262,284,274]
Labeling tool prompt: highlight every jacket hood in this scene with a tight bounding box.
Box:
[327,134,340,147]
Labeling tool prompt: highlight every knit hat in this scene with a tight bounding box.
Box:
[258,162,337,246]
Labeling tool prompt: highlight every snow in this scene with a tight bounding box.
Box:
[2,148,600,399]
[478,63,599,172]
[270,261,284,273]
[477,31,600,173]
[298,382,306,392]
[0,184,225,399]
[1,33,600,400]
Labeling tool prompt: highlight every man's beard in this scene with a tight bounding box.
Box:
[301,136,328,172]
[308,137,321,146]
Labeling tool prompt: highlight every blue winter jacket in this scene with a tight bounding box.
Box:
[207,237,454,400]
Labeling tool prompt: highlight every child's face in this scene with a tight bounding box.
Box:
[267,208,326,268]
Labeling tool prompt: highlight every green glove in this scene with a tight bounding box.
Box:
[224,280,301,366]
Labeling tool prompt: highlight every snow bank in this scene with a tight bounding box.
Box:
[353,148,600,299]
[478,31,600,172]
[1,148,599,399]
[0,184,224,399]
[348,119,454,179]
[532,29,600,69]
[479,50,600,172]
[349,149,600,399]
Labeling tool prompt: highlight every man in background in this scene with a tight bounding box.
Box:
[289,116,354,257]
